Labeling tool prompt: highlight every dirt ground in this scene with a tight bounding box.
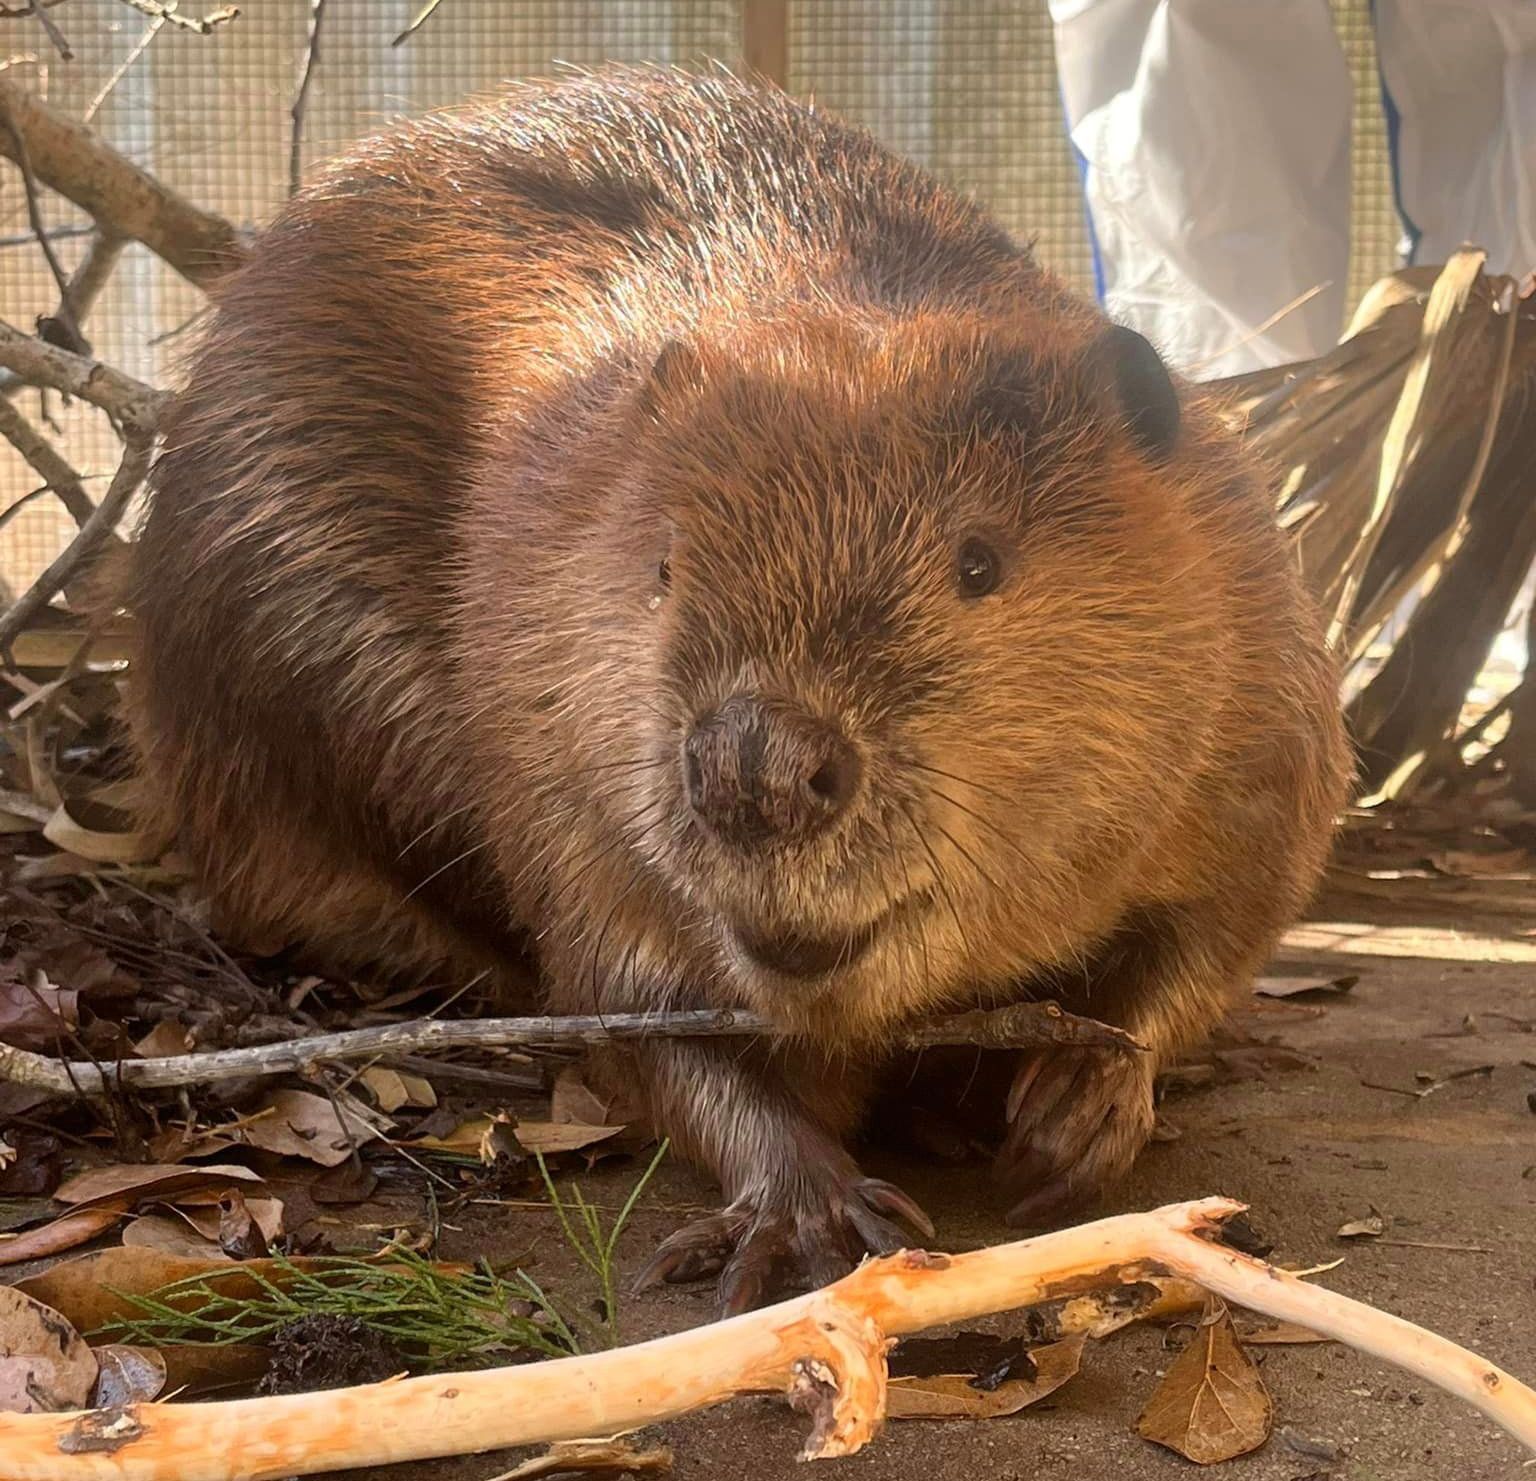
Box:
[302,875,1536,1481]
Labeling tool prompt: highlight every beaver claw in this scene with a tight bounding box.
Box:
[635,1175,933,1315]
[993,1046,1157,1226]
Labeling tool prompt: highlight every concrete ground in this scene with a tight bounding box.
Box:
[323,875,1536,1480]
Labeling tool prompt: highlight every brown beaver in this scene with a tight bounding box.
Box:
[126,67,1350,1312]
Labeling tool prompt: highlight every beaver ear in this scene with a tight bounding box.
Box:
[637,338,702,417]
[1091,324,1181,463]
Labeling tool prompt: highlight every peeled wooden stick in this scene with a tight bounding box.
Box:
[0,1198,1530,1480]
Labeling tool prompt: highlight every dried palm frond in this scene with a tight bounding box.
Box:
[1213,249,1536,804]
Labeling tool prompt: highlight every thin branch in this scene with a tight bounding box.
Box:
[0,1,72,60]
[84,14,164,124]
[0,93,83,349]
[0,428,151,657]
[0,316,166,431]
[289,0,325,196]
[0,76,245,287]
[0,392,99,525]
[1,228,127,399]
[114,0,239,36]
[392,0,445,46]
[0,1001,1144,1095]
[0,1199,1532,1477]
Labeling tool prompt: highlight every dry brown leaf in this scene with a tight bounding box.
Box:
[158,1341,271,1398]
[53,1162,263,1210]
[0,1284,98,1414]
[120,1214,230,1261]
[550,1066,616,1128]
[41,803,156,865]
[133,1021,194,1058]
[237,1090,382,1168]
[145,1127,239,1163]
[359,1066,437,1113]
[91,1345,167,1407]
[0,1204,127,1267]
[0,971,78,1049]
[1136,1303,1272,1464]
[494,1438,674,1479]
[14,1247,383,1338]
[513,1121,625,1156]
[1337,1214,1386,1240]
[887,1333,1085,1420]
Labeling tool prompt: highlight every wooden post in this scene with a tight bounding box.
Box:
[743,0,789,89]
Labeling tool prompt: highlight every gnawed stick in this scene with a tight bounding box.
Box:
[0,1198,1530,1479]
[0,1001,1141,1095]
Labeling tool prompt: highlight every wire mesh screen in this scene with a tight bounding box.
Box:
[0,0,1400,596]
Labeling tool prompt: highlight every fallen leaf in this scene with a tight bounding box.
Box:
[0,1284,98,1413]
[237,1090,382,1168]
[550,1065,616,1127]
[0,1130,62,1197]
[1337,1215,1386,1240]
[1136,1303,1272,1464]
[359,1067,436,1114]
[133,1022,194,1058]
[53,1162,263,1210]
[91,1345,167,1407]
[310,1159,379,1206]
[217,1189,273,1259]
[41,804,156,865]
[0,1204,127,1267]
[16,1248,259,1333]
[888,1333,1085,1420]
[513,1121,625,1156]
[0,971,78,1049]
[158,1341,270,1398]
[1253,974,1358,999]
[494,1438,674,1479]
[145,1128,239,1163]
[120,1214,230,1261]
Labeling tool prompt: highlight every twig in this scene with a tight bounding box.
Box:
[0,76,245,287]
[0,94,82,349]
[84,15,164,124]
[0,1,73,61]
[0,317,166,430]
[289,0,325,196]
[0,429,151,657]
[391,0,444,46]
[0,1001,1144,1095]
[0,230,128,401]
[0,395,97,525]
[0,1198,1532,1478]
[115,0,239,36]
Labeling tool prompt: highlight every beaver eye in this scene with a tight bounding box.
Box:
[956,538,1000,599]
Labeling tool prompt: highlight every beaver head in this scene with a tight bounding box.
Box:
[471,302,1237,1040]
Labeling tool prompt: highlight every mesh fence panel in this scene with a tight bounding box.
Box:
[0,0,1398,594]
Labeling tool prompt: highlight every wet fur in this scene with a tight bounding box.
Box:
[126,68,1351,1303]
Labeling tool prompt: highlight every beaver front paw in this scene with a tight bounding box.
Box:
[634,1171,933,1315]
[992,1046,1157,1226]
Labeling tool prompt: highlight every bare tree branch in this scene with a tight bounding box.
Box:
[0,392,99,526]
[1,228,125,400]
[0,76,246,288]
[115,0,239,36]
[0,428,150,656]
[392,0,445,46]
[0,316,166,430]
[0,1001,1143,1095]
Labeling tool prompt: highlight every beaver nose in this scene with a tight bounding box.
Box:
[683,695,860,849]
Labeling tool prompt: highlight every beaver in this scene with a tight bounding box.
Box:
[126,66,1350,1312]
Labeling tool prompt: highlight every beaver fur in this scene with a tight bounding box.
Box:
[126,67,1351,1312]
